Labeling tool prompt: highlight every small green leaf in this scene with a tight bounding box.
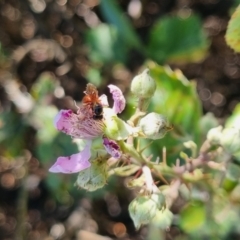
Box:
[0,111,28,157]
[180,201,206,233]
[225,103,240,128]
[226,163,240,181]
[147,15,209,64]
[199,113,219,140]
[31,72,58,102]
[226,4,240,52]
[75,159,108,191]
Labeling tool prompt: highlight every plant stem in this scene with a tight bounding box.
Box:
[14,151,30,240]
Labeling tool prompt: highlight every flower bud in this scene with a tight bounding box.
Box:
[139,113,171,140]
[151,208,173,230]
[131,69,156,99]
[129,193,166,229]
[220,127,240,155]
[207,126,223,145]
[75,158,108,191]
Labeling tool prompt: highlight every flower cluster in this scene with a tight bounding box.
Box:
[49,84,129,174]
[48,66,240,233]
[49,69,174,228]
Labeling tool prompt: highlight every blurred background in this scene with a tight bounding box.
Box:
[0,0,240,239]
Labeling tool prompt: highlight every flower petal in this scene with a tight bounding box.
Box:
[54,109,104,139]
[54,109,73,133]
[103,137,122,159]
[99,94,109,107]
[49,141,92,173]
[108,85,126,114]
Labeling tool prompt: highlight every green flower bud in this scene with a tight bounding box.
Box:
[139,113,171,140]
[220,127,240,155]
[207,126,223,145]
[129,193,166,229]
[131,69,156,99]
[151,208,173,230]
[104,108,133,140]
[75,158,108,191]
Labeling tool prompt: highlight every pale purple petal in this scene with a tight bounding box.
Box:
[54,109,104,139]
[103,137,122,159]
[54,109,74,134]
[49,141,92,174]
[99,94,109,107]
[108,85,126,114]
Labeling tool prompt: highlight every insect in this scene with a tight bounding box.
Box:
[82,83,103,120]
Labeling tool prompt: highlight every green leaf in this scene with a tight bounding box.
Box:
[199,113,219,141]
[147,15,209,64]
[226,4,240,52]
[226,162,240,181]
[225,103,240,128]
[99,0,142,49]
[86,24,129,64]
[31,72,58,102]
[0,110,28,157]
[180,201,206,233]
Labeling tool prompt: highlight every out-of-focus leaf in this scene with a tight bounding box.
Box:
[0,110,28,157]
[223,163,240,191]
[99,0,142,50]
[29,105,58,143]
[180,201,206,233]
[199,113,219,141]
[31,72,58,102]
[29,73,92,199]
[142,64,202,163]
[0,42,7,63]
[226,163,240,180]
[226,4,240,52]
[147,15,209,64]
[29,72,78,164]
[225,103,240,128]
[86,24,129,63]
[85,67,102,87]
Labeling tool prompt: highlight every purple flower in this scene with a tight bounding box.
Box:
[49,84,125,174]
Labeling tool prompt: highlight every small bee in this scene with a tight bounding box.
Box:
[82,83,103,120]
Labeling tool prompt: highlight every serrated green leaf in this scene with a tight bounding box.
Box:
[147,15,209,64]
